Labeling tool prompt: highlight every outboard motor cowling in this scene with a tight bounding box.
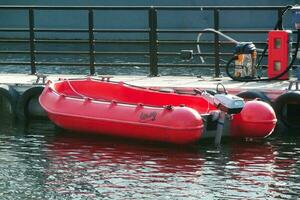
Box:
[213,94,245,114]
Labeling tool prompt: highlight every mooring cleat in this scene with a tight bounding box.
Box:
[34,73,48,85]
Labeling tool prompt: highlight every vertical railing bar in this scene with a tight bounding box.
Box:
[214,8,220,78]
[29,8,36,75]
[277,8,283,30]
[148,7,159,77]
[88,8,95,75]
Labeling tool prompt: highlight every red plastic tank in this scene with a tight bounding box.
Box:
[230,100,277,138]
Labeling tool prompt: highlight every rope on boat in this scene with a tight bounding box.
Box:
[65,79,87,99]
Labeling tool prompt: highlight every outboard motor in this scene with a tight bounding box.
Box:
[213,93,245,114]
[212,93,245,145]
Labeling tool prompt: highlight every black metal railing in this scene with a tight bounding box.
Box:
[0,5,292,77]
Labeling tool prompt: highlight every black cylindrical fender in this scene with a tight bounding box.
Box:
[274,91,300,130]
[237,90,271,104]
[0,84,19,117]
[16,86,46,121]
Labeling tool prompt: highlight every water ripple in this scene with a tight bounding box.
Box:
[0,122,299,199]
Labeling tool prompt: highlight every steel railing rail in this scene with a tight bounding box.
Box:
[0,5,290,76]
[0,5,285,10]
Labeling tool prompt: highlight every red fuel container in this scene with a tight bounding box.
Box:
[267,30,292,80]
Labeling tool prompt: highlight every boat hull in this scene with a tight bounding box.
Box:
[40,84,204,144]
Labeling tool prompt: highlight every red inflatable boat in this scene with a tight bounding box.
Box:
[39,77,277,144]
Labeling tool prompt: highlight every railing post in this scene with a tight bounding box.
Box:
[88,9,95,75]
[277,8,283,30]
[29,8,36,75]
[148,7,158,76]
[214,9,220,77]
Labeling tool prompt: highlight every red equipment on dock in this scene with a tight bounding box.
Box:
[39,78,277,144]
[268,30,292,80]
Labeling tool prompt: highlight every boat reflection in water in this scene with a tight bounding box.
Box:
[42,127,299,199]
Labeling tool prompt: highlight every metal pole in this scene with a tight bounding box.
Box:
[148,7,158,76]
[88,9,95,75]
[277,8,283,30]
[29,8,36,74]
[214,9,220,77]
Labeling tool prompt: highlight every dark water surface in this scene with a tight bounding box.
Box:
[0,117,299,200]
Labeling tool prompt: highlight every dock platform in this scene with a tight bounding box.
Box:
[0,73,295,101]
[0,73,299,131]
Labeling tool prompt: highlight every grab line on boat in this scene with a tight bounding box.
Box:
[42,105,204,131]
[65,78,87,99]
